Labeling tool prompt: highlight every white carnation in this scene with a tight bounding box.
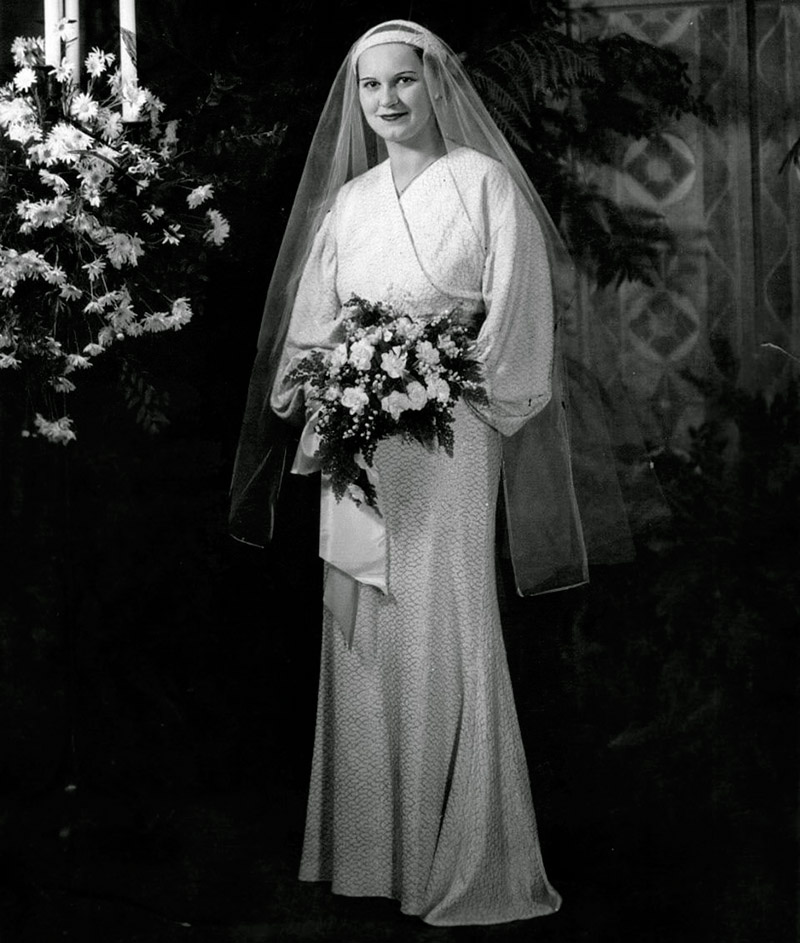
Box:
[406,380,427,411]
[329,343,348,369]
[341,386,369,414]
[381,390,411,421]
[349,338,374,371]
[426,377,451,403]
[381,348,407,379]
[415,339,440,367]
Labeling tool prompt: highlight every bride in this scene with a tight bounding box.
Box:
[231,19,584,926]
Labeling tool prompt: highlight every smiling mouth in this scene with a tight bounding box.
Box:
[380,113,408,121]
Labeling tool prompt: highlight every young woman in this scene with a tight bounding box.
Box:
[231,19,588,926]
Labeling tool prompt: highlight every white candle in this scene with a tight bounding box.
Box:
[44,0,61,68]
[119,0,138,121]
[64,0,80,82]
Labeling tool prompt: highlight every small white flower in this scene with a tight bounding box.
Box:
[53,58,75,84]
[143,312,170,332]
[17,197,70,232]
[96,108,123,141]
[103,232,145,269]
[162,224,183,245]
[39,170,70,195]
[329,344,348,370]
[13,67,37,92]
[11,37,43,68]
[59,284,82,301]
[187,184,214,209]
[203,209,230,246]
[406,380,428,411]
[34,413,76,445]
[381,390,411,421]
[50,376,76,393]
[141,205,165,224]
[426,376,451,404]
[415,339,440,367]
[84,47,115,77]
[82,259,106,281]
[341,387,369,415]
[394,316,421,342]
[42,263,66,284]
[349,338,374,371]
[70,92,99,123]
[437,333,458,356]
[65,354,91,371]
[168,297,192,327]
[0,353,21,369]
[141,89,165,115]
[380,348,407,379]
[162,120,179,145]
[129,155,158,178]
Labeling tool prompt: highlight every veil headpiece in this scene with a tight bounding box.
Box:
[229,19,642,594]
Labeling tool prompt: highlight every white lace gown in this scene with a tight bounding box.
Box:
[271,147,562,926]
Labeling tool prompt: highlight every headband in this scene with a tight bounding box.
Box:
[350,21,445,72]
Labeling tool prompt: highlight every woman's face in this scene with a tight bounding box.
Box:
[357,43,435,147]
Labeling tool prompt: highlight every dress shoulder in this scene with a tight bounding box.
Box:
[444,147,512,190]
[336,161,386,208]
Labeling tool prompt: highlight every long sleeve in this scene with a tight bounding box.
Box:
[270,206,343,424]
[472,167,554,437]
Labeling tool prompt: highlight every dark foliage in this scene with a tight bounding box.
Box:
[469,27,712,287]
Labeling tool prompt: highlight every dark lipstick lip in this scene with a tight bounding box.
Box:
[380,112,408,119]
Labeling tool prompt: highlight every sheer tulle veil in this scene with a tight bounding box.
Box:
[229,19,641,594]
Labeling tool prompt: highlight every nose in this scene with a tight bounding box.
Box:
[379,84,398,108]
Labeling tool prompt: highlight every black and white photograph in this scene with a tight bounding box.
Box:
[0,1,797,941]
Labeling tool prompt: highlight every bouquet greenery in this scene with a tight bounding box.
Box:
[0,34,229,442]
[288,295,488,508]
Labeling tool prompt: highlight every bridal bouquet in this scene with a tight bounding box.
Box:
[288,295,488,508]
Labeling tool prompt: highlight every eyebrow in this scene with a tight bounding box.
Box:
[359,70,419,81]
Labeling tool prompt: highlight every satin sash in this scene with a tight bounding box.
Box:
[291,411,387,646]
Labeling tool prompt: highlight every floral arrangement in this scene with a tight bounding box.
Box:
[0,34,229,442]
[288,295,488,508]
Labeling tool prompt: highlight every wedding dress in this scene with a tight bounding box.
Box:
[271,147,562,926]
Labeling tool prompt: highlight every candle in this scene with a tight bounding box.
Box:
[44,0,61,68]
[119,0,138,121]
[64,0,80,82]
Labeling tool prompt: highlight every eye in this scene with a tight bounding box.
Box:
[360,80,379,90]
[398,76,416,85]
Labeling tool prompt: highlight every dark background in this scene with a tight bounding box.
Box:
[0,2,797,940]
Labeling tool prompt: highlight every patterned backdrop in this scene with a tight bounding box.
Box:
[569,0,800,445]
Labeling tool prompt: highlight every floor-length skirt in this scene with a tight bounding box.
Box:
[298,402,562,926]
